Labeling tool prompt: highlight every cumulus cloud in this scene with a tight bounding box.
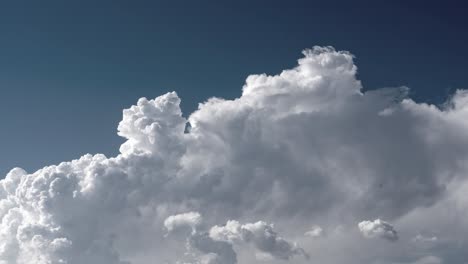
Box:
[164,212,202,234]
[165,213,306,263]
[164,212,237,264]
[1,46,468,263]
[358,219,398,242]
[210,220,308,260]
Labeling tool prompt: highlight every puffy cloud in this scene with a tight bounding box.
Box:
[166,212,306,263]
[1,46,468,263]
[187,233,237,264]
[304,225,323,238]
[164,212,237,264]
[164,212,202,234]
[358,219,398,242]
[210,220,308,261]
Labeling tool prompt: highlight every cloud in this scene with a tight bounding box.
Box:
[164,212,202,234]
[1,46,468,263]
[165,212,307,263]
[304,225,323,238]
[358,219,398,242]
[187,233,237,264]
[413,234,438,243]
[210,220,308,261]
[164,212,237,264]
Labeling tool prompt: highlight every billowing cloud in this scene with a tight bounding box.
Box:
[1,46,468,263]
[358,219,398,241]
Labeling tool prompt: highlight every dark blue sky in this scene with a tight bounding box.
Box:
[1,0,467,175]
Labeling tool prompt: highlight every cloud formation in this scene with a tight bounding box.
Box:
[358,219,398,241]
[1,46,468,263]
[164,213,307,263]
[210,220,308,261]
[304,225,323,238]
[164,212,202,234]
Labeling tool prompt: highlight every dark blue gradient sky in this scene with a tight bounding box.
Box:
[1,0,467,175]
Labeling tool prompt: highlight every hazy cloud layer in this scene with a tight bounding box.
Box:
[1,46,468,263]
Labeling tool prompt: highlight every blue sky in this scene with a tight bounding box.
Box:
[1,0,467,175]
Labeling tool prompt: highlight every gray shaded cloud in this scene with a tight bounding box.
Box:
[165,213,307,263]
[210,220,308,261]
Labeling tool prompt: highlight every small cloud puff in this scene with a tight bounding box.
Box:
[358,219,398,242]
[164,212,202,234]
[304,225,324,238]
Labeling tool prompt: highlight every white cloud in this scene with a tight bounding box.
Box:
[164,212,202,234]
[304,225,323,238]
[358,219,398,242]
[1,46,468,263]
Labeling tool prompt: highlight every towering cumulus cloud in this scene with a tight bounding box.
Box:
[1,46,468,263]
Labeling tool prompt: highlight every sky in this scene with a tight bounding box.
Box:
[1,0,468,175]
[1,1,468,264]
